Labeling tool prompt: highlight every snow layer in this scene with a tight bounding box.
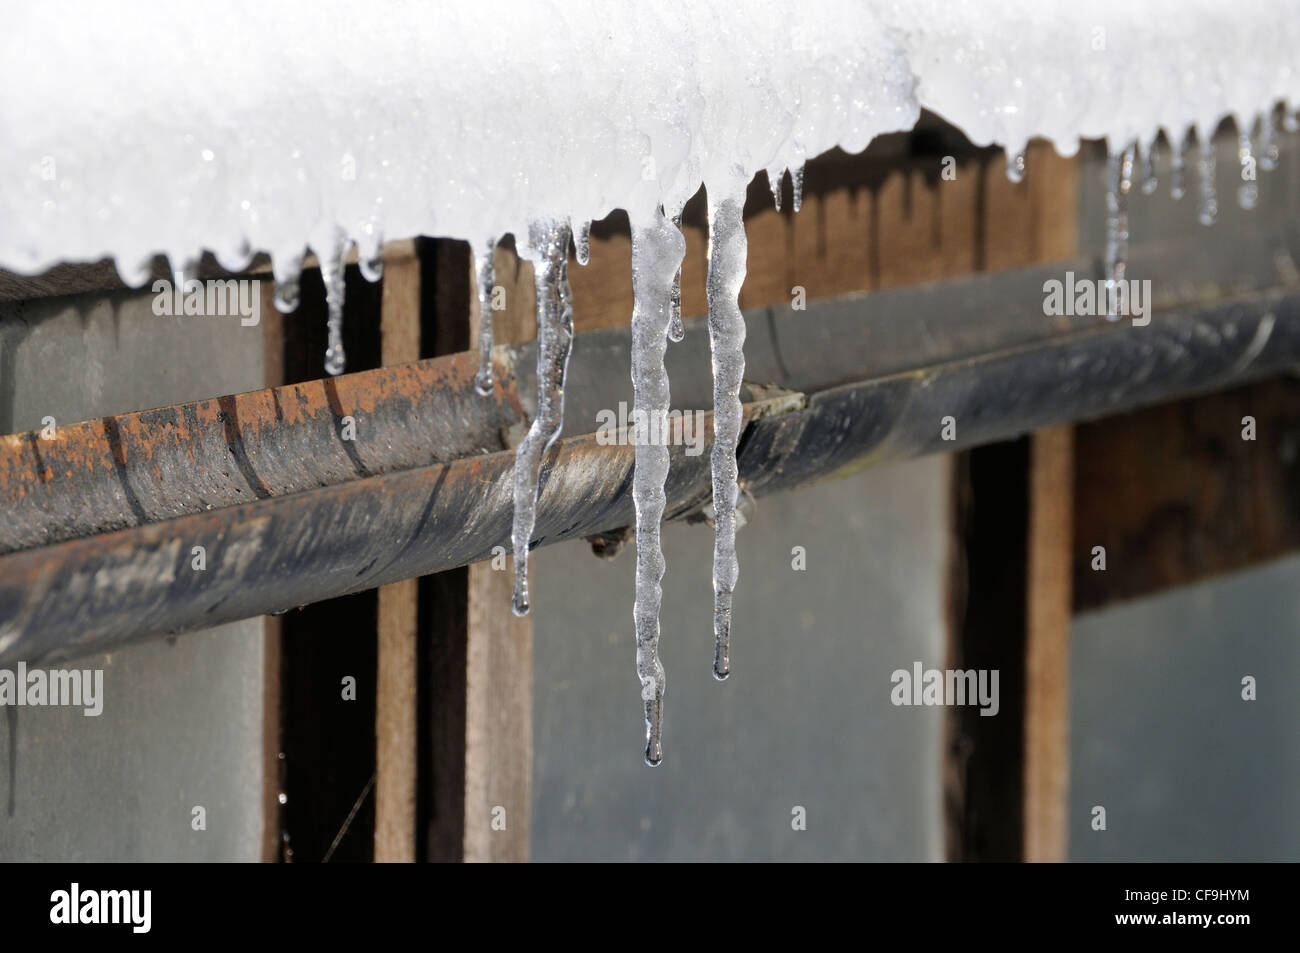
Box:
[7,1,1295,279]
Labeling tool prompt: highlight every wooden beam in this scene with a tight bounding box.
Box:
[1023,426,1074,862]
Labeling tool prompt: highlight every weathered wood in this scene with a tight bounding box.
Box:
[374,255,423,862]
[1023,426,1074,862]
[426,241,534,862]
[1073,376,1300,612]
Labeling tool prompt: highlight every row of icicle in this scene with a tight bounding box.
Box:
[241,103,1290,766]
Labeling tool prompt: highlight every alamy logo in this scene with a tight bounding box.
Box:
[0,663,103,716]
[595,402,705,456]
[152,277,260,326]
[50,884,151,934]
[1043,270,1150,327]
[890,661,999,717]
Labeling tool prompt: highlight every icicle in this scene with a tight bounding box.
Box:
[1257,109,1279,172]
[358,229,384,283]
[1006,150,1026,184]
[510,219,575,617]
[171,256,194,294]
[1197,130,1218,226]
[318,230,348,376]
[1139,139,1158,195]
[791,162,805,213]
[1237,124,1258,210]
[628,208,684,766]
[273,252,304,314]
[1170,128,1190,201]
[1284,107,1300,135]
[574,220,592,266]
[1103,142,1134,323]
[668,212,686,343]
[766,167,784,211]
[473,237,498,396]
[705,174,748,680]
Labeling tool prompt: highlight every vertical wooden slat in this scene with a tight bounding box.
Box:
[374,255,422,862]
[260,279,285,863]
[1023,426,1074,862]
[463,245,534,862]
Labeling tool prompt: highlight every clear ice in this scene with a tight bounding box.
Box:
[668,211,686,343]
[1197,129,1218,226]
[474,237,498,396]
[318,229,348,376]
[705,176,748,681]
[510,220,575,617]
[1104,142,1134,322]
[628,209,684,765]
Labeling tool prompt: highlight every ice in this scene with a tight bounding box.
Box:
[1171,129,1190,201]
[473,238,498,396]
[510,220,575,618]
[705,173,749,681]
[1103,144,1134,322]
[767,168,784,212]
[1006,152,1026,184]
[574,221,592,267]
[316,228,349,377]
[1237,123,1258,210]
[1258,108,1280,171]
[667,212,686,343]
[1139,139,1158,195]
[628,209,685,765]
[791,162,806,214]
[1197,129,1219,226]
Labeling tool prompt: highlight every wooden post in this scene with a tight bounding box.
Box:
[1023,426,1074,862]
[374,254,422,862]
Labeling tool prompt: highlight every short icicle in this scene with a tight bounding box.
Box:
[1197,128,1218,226]
[628,208,685,766]
[510,220,575,617]
[473,237,498,396]
[1170,128,1190,201]
[1257,109,1280,172]
[1237,122,1258,210]
[705,173,748,680]
[791,162,806,213]
[668,211,686,342]
[273,251,305,313]
[1104,142,1134,322]
[767,167,784,211]
[318,229,349,376]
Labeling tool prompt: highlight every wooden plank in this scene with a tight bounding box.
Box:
[374,255,422,862]
[1023,425,1074,862]
[260,278,286,863]
[425,241,534,862]
[1073,376,1300,612]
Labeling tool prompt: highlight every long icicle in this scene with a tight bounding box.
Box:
[705,174,748,680]
[1104,142,1134,322]
[510,220,574,617]
[320,229,348,376]
[473,237,498,395]
[629,208,684,765]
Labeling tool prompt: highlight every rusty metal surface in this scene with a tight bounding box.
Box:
[0,347,524,554]
[2,218,1300,663]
